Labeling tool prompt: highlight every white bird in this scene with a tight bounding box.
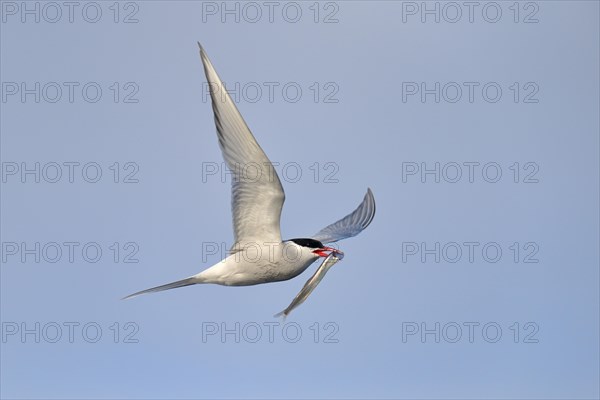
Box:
[123,43,375,300]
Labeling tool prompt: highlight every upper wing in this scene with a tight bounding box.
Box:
[199,43,285,248]
[312,188,376,244]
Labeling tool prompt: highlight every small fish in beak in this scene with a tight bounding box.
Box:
[275,249,345,318]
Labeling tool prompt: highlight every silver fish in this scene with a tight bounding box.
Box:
[274,250,344,318]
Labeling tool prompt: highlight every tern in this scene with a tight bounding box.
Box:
[124,43,376,300]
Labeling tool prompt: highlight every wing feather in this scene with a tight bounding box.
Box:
[312,188,376,244]
[199,43,285,248]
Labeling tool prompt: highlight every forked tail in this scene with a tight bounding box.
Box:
[122,277,199,300]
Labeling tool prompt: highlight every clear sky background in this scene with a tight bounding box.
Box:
[1,1,599,399]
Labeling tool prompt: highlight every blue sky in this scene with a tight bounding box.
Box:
[1,1,599,399]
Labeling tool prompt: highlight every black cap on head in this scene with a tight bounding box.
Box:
[289,238,325,249]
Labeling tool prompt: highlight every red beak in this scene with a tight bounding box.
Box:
[312,246,336,257]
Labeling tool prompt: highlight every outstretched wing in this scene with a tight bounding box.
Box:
[199,43,285,249]
[312,188,376,244]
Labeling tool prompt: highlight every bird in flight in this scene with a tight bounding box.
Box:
[124,43,375,307]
